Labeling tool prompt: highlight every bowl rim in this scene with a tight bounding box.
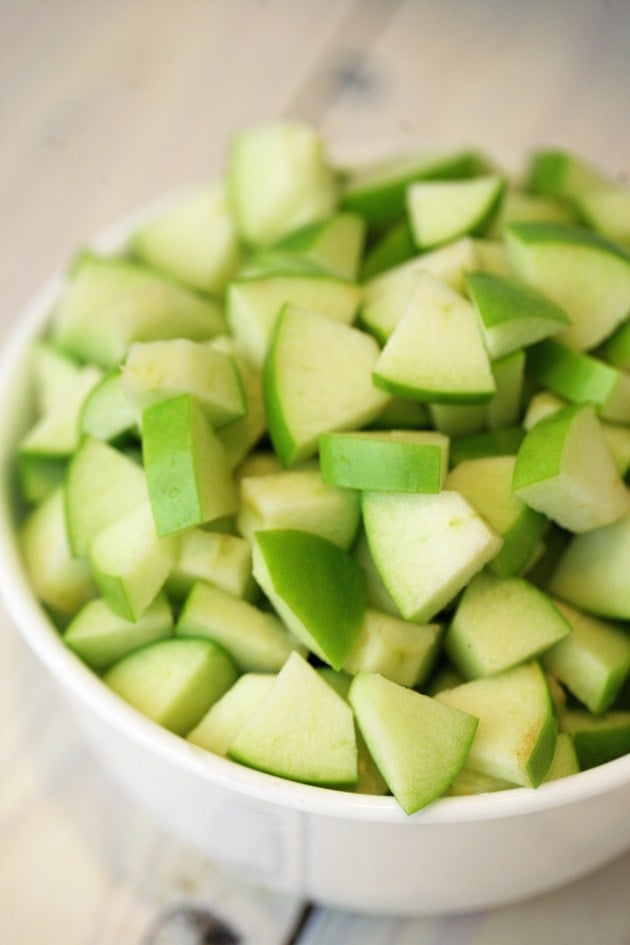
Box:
[0,181,629,827]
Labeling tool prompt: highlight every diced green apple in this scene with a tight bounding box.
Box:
[264,304,389,465]
[104,637,238,736]
[252,528,367,670]
[20,486,96,619]
[342,609,442,688]
[88,500,179,621]
[176,580,303,673]
[226,271,362,367]
[142,394,237,536]
[121,339,246,430]
[526,149,612,201]
[505,221,630,351]
[64,591,173,672]
[560,708,630,769]
[238,465,360,550]
[548,511,630,620]
[227,120,338,247]
[228,651,358,786]
[436,661,557,787]
[406,175,505,250]
[446,454,548,578]
[319,429,449,493]
[273,211,366,281]
[512,403,630,533]
[64,436,149,557]
[341,148,488,228]
[187,673,276,756]
[542,599,630,714]
[373,273,495,404]
[131,182,242,294]
[362,490,502,623]
[444,572,571,679]
[349,671,478,814]
[359,238,479,343]
[526,339,630,424]
[466,270,570,359]
[51,252,226,368]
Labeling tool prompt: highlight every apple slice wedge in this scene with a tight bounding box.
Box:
[252,528,367,670]
[512,403,630,533]
[362,490,502,623]
[466,270,570,359]
[349,671,478,814]
[264,304,389,465]
[372,272,495,404]
[436,661,557,787]
[406,174,505,250]
[228,651,358,787]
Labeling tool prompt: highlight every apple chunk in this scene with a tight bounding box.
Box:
[252,528,367,670]
[362,490,502,623]
[349,671,478,813]
[142,394,237,536]
[512,403,629,533]
[228,651,358,787]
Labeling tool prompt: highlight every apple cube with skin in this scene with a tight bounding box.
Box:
[272,211,366,281]
[373,272,495,404]
[560,709,630,769]
[444,572,571,680]
[548,511,630,620]
[526,339,630,424]
[142,394,237,537]
[227,120,338,248]
[466,270,570,359]
[237,466,360,550]
[542,599,630,714]
[187,673,276,757]
[361,490,503,623]
[166,528,254,602]
[88,500,179,622]
[512,403,630,533]
[64,591,173,672]
[341,149,488,229]
[342,609,442,689]
[20,485,96,619]
[121,338,246,430]
[436,661,557,787]
[104,637,238,736]
[319,429,449,493]
[252,528,367,670]
[349,671,479,814]
[526,149,611,201]
[228,651,358,787]
[226,271,362,367]
[64,435,150,558]
[131,182,242,295]
[264,303,390,466]
[176,581,303,674]
[446,454,547,578]
[51,252,226,369]
[406,174,505,250]
[505,221,630,351]
[360,237,480,343]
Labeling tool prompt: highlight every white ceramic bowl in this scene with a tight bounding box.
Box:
[0,201,629,918]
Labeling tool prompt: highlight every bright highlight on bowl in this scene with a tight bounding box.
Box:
[0,120,629,914]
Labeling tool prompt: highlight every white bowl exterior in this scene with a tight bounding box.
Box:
[1,197,629,915]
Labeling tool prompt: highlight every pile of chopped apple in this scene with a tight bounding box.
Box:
[17,121,630,814]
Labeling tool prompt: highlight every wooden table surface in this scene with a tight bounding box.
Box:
[1,2,629,942]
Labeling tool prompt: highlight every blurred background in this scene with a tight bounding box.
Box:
[1,2,629,942]
[2,0,629,324]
